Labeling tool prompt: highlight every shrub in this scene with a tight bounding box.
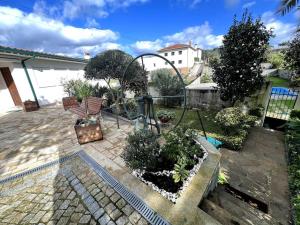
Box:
[286,117,300,225]
[173,158,189,183]
[151,69,183,107]
[291,110,300,120]
[200,73,212,83]
[267,52,285,69]
[156,110,176,122]
[92,83,109,98]
[213,129,248,150]
[215,107,244,134]
[285,32,300,75]
[161,126,203,166]
[121,130,160,171]
[249,105,264,117]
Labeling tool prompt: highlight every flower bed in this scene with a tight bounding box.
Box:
[133,142,208,202]
[121,126,209,203]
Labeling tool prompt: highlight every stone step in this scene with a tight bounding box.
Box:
[224,168,269,205]
[215,186,280,225]
[201,198,248,225]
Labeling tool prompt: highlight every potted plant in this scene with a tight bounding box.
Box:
[73,83,103,144]
[23,100,38,112]
[157,110,176,123]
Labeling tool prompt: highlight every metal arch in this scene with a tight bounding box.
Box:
[121,53,187,132]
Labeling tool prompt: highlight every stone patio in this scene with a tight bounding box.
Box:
[0,106,222,225]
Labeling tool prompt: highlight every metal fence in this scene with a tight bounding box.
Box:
[266,87,299,120]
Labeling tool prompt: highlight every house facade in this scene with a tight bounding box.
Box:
[143,43,202,75]
[0,46,87,113]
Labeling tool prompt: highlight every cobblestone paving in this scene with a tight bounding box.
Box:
[0,107,132,179]
[0,156,149,225]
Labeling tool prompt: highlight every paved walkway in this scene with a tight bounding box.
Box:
[203,127,291,225]
[0,107,132,178]
[0,155,149,225]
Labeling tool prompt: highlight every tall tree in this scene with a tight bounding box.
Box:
[84,50,148,127]
[278,0,299,15]
[285,32,300,75]
[212,12,273,104]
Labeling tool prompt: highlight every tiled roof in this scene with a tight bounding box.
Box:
[0,45,86,63]
[158,44,194,52]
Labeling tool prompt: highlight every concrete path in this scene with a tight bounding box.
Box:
[203,127,291,225]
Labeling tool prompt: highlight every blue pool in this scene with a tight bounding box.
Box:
[271,87,298,97]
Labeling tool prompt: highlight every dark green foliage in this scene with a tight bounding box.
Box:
[161,126,203,166]
[151,69,183,107]
[121,130,160,171]
[156,110,176,122]
[84,50,147,95]
[215,107,245,135]
[212,12,272,104]
[249,105,264,117]
[92,83,109,98]
[291,110,300,120]
[285,32,300,76]
[212,129,248,151]
[286,115,300,225]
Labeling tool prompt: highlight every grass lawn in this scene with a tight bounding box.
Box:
[266,76,289,87]
[156,105,223,135]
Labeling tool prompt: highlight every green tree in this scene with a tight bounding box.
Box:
[84,50,148,127]
[151,69,183,107]
[212,12,272,104]
[285,32,300,75]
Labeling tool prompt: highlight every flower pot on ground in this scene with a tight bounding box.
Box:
[74,118,103,144]
[157,110,176,124]
[62,96,79,110]
[23,100,38,112]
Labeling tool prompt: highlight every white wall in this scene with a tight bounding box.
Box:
[0,57,87,112]
[143,47,202,73]
[24,58,86,105]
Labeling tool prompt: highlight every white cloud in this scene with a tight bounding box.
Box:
[225,0,240,8]
[242,1,256,9]
[0,6,120,57]
[131,40,163,54]
[130,21,223,54]
[85,18,100,28]
[164,22,223,49]
[262,11,297,46]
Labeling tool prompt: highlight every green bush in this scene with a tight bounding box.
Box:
[286,117,300,225]
[121,130,160,171]
[200,73,212,83]
[92,83,109,98]
[161,126,203,165]
[249,106,264,117]
[213,129,248,150]
[267,52,285,69]
[151,69,183,107]
[156,110,176,122]
[215,107,245,135]
[291,110,300,120]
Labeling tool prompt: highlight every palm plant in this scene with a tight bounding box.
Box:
[278,0,299,15]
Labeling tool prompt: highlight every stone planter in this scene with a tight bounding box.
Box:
[74,119,103,144]
[23,100,38,112]
[62,96,79,110]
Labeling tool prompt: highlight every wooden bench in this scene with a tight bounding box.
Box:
[69,97,103,118]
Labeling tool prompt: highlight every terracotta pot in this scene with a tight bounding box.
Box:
[159,117,171,123]
[74,119,103,144]
[23,100,38,112]
[62,96,79,110]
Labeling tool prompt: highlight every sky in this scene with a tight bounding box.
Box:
[0,0,298,58]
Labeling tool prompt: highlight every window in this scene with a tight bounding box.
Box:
[179,51,182,55]
[164,53,168,56]
[171,52,175,56]
[171,61,175,64]
[178,60,182,64]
